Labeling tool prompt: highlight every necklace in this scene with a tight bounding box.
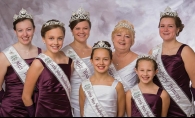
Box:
[114,51,130,66]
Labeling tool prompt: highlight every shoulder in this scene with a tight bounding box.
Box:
[181,45,195,56]
[115,81,124,90]
[160,89,170,99]
[31,58,44,69]
[0,52,9,66]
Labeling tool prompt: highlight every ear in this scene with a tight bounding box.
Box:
[42,37,45,44]
[155,69,158,75]
[134,68,138,74]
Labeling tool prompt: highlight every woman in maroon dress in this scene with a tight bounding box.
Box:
[149,6,195,117]
[126,55,170,117]
[22,19,73,117]
[0,8,42,117]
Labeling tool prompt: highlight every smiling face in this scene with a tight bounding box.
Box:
[135,60,157,84]
[14,19,35,45]
[112,28,134,52]
[71,20,90,43]
[159,17,179,41]
[43,27,65,54]
[91,48,111,74]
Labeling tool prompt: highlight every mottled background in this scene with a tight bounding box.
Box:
[0,0,195,54]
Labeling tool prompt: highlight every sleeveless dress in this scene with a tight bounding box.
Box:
[34,58,73,117]
[69,56,93,117]
[131,88,163,117]
[0,48,41,117]
[83,80,118,117]
[153,44,192,117]
[116,59,138,92]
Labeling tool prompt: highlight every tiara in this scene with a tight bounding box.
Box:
[43,20,65,27]
[92,41,111,50]
[160,6,178,18]
[137,54,156,60]
[115,22,135,32]
[69,7,90,23]
[13,8,33,22]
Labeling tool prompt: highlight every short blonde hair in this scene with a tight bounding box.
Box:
[111,20,135,45]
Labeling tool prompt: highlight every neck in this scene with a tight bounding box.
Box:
[71,40,89,49]
[138,81,154,89]
[44,50,60,61]
[162,39,178,49]
[114,50,131,57]
[16,42,33,51]
[93,71,109,81]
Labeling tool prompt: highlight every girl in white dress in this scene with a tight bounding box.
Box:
[79,41,125,117]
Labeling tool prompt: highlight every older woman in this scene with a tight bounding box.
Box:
[108,20,138,92]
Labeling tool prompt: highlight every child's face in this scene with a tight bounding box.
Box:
[43,27,64,53]
[135,60,157,84]
[91,48,111,74]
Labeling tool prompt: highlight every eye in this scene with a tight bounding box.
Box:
[84,27,88,30]
[18,30,22,32]
[169,25,173,27]
[49,37,54,40]
[27,28,32,31]
[75,28,80,30]
[58,37,63,40]
[160,25,164,27]
[125,35,130,38]
[116,34,121,36]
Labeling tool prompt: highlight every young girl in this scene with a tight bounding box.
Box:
[22,19,73,117]
[79,41,125,117]
[0,8,42,117]
[126,55,170,117]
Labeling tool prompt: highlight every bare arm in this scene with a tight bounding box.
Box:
[22,59,44,106]
[79,84,85,117]
[0,52,9,90]
[181,46,195,88]
[161,90,170,117]
[116,82,125,117]
[126,90,132,117]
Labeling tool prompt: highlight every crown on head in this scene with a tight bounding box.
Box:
[43,20,65,27]
[160,6,178,18]
[137,54,156,61]
[115,22,135,33]
[92,41,111,50]
[13,8,33,22]
[69,7,90,23]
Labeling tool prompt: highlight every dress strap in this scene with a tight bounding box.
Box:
[156,88,163,96]
[176,44,187,55]
[68,58,72,65]
[37,47,42,54]
[111,80,118,88]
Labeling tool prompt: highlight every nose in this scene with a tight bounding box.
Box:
[54,39,59,44]
[100,59,104,65]
[23,31,28,36]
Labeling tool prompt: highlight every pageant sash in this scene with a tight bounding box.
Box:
[3,46,29,83]
[130,84,155,117]
[63,45,91,81]
[108,63,129,91]
[38,53,71,101]
[82,79,108,117]
[152,44,194,117]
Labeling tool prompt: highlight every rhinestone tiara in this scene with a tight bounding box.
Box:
[137,54,155,60]
[43,20,65,27]
[13,8,33,22]
[160,6,178,18]
[69,7,90,23]
[92,41,111,50]
[115,22,135,33]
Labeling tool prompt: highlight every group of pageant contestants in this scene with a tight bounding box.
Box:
[0,6,195,117]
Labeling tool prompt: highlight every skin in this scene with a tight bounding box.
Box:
[0,19,38,91]
[22,27,70,106]
[126,60,170,117]
[79,48,125,117]
[112,30,138,70]
[69,21,92,58]
[149,17,195,89]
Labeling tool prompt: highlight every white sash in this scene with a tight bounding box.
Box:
[38,53,71,101]
[152,44,194,116]
[63,45,92,81]
[3,46,29,83]
[82,79,108,117]
[130,84,155,117]
[108,63,129,91]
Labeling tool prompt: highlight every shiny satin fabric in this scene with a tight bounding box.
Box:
[153,44,192,117]
[34,58,72,117]
[131,88,163,117]
[0,48,41,117]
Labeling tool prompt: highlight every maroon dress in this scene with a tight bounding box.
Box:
[0,48,41,117]
[131,88,163,117]
[34,58,73,117]
[153,44,192,117]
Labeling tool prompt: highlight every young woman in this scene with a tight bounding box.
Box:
[22,19,73,117]
[79,41,125,117]
[0,8,42,117]
[61,7,94,117]
[149,6,195,117]
[126,55,170,117]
